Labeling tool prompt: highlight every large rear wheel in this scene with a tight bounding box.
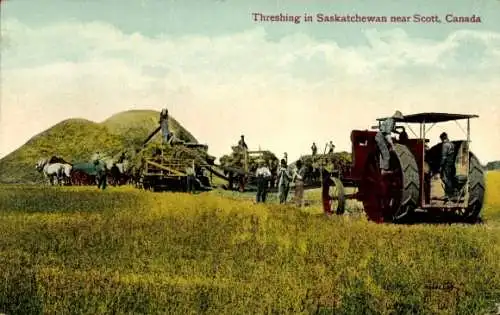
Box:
[462,152,485,223]
[360,144,420,223]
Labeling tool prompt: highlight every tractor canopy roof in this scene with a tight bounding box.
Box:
[376,112,479,124]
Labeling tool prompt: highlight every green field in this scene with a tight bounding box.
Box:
[1,172,500,314]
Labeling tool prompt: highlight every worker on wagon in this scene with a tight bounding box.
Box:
[439,132,456,200]
[311,142,318,156]
[277,159,292,204]
[327,142,335,154]
[159,108,168,122]
[255,159,271,203]
[292,160,306,207]
[283,152,288,164]
[167,132,184,145]
[375,110,404,175]
[238,135,248,150]
[118,152,126,163]
[160,108,170,144]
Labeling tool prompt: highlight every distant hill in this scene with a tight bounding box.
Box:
[486,160,500,170]
[0,110,198,184]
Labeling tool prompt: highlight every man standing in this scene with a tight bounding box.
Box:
[185,163,196,193]
[239,175,246,192]
[375,110,404,175]
[311,143,318,156]
[238,135,248,150]
[255,159,271,203]
[439,132,456,199]
[227,170,234,190]
[237,135,248,177]
[94,159,107,190]
[292,160,306,207]
[277,159,292,204]
[269,159,278,189]
[168,132,184,146]
[327,142,335,154]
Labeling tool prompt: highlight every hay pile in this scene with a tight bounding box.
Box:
[298,151,352,173]
[219,147,279,175]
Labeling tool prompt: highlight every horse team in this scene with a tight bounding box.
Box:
[35,158,73,185]
[35,156,131,187]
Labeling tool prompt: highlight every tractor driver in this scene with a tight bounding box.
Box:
[375,110,404,175]
[398,127,409,144]
[439,132,456,200]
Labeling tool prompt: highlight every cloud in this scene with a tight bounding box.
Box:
[1,18,500,164]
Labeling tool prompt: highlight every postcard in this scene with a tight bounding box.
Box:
[1,0,499,314]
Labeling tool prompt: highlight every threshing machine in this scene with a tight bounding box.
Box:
[135,110,229,192]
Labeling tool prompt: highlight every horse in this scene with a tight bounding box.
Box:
[116,160,132,184]
[90,152,133,186]
[40,156,73,185]
[107,159,131,186]
[35,158,67,185]
[109,164,121,186]
[129,166,143,188]
[60,163,73,185]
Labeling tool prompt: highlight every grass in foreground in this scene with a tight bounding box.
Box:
[0,172,499,314]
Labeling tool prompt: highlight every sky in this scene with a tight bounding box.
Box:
[1,0,500,164]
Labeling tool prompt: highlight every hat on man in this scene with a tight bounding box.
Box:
[392,110,404,120]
